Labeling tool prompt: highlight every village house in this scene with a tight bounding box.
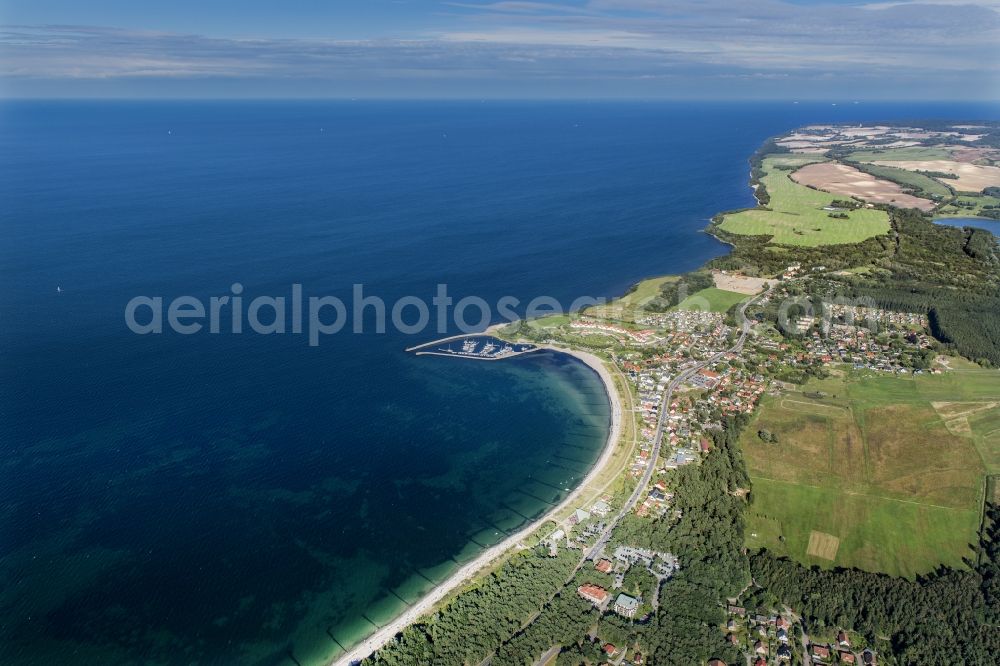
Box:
[576,584,608,606]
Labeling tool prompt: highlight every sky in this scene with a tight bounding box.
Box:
[1,0,999,99]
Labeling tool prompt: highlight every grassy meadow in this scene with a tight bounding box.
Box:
[742,370,1000,577]
[673,287,746,313]
[718,156,891,246]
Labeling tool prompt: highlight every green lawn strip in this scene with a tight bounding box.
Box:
[853,162,953,199]
[672,287,747,313]
[847,146,953,162]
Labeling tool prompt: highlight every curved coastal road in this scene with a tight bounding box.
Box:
[585,288,767,560]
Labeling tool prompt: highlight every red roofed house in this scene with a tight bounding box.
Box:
[602,643,617,656]
[576,584,608,605]
[595,558,613,573]
[812,645,831,660]
[840,651,856,664]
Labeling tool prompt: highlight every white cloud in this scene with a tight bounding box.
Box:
[861,0,1000,9]
[1,0,998,98]
[436,0,1000,72]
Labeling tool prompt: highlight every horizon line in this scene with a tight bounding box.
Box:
[2,96,999,104]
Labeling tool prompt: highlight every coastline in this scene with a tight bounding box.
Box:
[331,128,763,666]
[332,346,624,666]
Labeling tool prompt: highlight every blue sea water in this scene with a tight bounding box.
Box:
[1,100,997,665]
[935,216,1000,235]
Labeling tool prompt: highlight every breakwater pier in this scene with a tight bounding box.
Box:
[405,334,540,361]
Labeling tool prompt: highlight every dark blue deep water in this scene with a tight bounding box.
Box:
[1,101,997,665]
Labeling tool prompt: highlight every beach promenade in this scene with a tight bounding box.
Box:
[333,348,624,666]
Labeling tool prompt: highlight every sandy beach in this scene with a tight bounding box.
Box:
[332,347,623,665]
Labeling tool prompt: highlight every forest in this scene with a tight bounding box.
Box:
[362,549,580,666]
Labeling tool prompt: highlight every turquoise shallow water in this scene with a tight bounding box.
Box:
[1,100,997,665]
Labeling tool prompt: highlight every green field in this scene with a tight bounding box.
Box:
[673,287,746,313]
[747,479,980,576]
[914,369,1000,475]
[854,162,953,199]
[742,370,1000,577]
[847,146,953,162]
[937,193,1000,218]
[767,154,827,168]
[719,156,891,246]
[582,275,678,322]
[621,275,677,305]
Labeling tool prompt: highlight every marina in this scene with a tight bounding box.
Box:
[405,334,540,361]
